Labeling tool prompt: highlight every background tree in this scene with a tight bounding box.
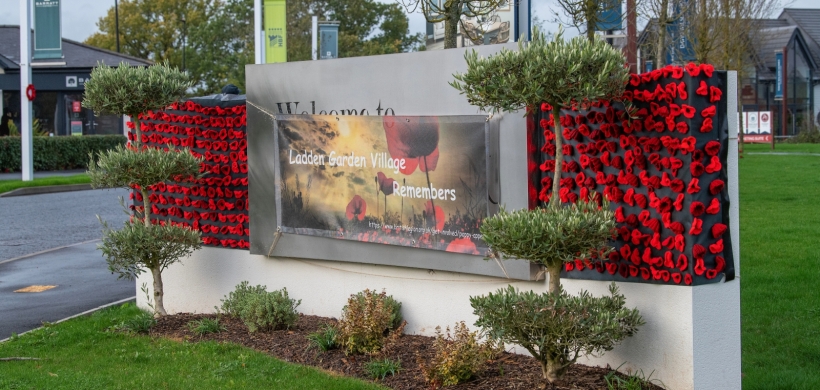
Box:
[86,0,421,93]
[552,0,622,42]
[398,0,508,49]
[85,0,210,89]
[83,62,203,317]
[287,0,423,61]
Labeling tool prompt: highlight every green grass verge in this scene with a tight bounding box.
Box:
[0,174,91,194]
[0,303,385,390]
[739,144,820,389]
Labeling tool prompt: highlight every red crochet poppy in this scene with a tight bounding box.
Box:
[701,106,717,119]
[709,239,724,254]
[689,218,703,235]
[696,81,708,96]
[704,140,721,156]
[709,180,725,195]
[681,105,696,119]
[715,255,726,272]
[710,86,722,102]
[694,258,706,275]
[705,156,722,173]
[712,223,728,238]
[701,118,714,133]
[677,254,688,272]
[685,62,700,76]
[689,161,704,177]
[693,244,706,259]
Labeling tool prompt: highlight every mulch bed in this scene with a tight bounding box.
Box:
[151,313,662,389]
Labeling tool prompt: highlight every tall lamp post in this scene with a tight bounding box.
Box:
[115,0,120,52]
[180,16,186,72]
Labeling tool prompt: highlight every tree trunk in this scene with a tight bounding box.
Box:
[656,0,669,66]
[547,262,562,295]
[540,358,560,384]
[443,3,460,49]
[549,106,564,210]
[151,266,167,317]
[141,188,151,227]
[133,118,142,148]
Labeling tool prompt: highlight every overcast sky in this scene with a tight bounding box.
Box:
[0,0,816,44]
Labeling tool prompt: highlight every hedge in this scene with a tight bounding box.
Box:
[0,135,127,173]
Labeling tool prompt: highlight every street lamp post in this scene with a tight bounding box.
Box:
[115,0,120,52]
[180,16,186,72]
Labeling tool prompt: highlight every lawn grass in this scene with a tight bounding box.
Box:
[739,143,820,389]
[0,174,91,194]
[0,303,385,390]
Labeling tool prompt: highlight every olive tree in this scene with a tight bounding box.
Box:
[451,28,628,286]
[470,284,643,383]
[452,30,643,385]
[83,62,203,317]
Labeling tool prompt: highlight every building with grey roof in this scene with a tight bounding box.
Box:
[637,8,820,136]
[0,25,151,137]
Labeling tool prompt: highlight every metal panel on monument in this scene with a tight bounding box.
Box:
[246,45,536,280]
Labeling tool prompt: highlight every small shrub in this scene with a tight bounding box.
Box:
[348,290,403,330]
[219,281,268,317]
[365,358,402,380]
[115,310,156,334]
[218,282,301,332]
[470,283,644,384]
[420,321,501,387]
[187,317,225,335]
[337,289,402,355]
[307,324,339,352]
[243,288,300,333]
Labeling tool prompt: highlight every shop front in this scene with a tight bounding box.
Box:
[0,26,151,137]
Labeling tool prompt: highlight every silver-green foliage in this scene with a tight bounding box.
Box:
[219,281,268,317]
[450,27,629,114]
[220,282,301,333]
[88,144,202,190]
[470,284,644,383]
[100,219,202,279]
[82,61,192,117]
[480,197,615,293]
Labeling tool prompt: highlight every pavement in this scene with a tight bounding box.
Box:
[0,178,135,339]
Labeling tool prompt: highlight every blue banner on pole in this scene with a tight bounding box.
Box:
[319,22,339,60]
[596,0,622,31]
[666,0,695,64]
[775,51,783,100]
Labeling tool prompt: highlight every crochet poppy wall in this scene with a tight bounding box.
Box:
[130,98,250,250]
[527,65,735,286]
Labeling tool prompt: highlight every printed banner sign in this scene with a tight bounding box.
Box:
[273,115,489,255]
[263,0,287,63]
[33,0,62,59]
[740,111,772,143]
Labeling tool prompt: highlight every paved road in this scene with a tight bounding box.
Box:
[0,188,134,339]
[0,188,129,261]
